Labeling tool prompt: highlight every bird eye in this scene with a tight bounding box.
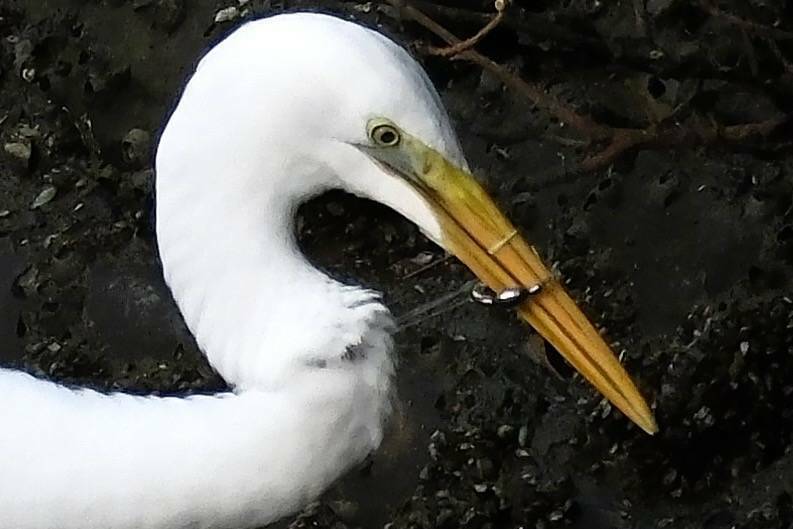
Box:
[369,123,401,147]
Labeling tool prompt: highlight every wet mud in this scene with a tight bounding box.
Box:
[1,1,793,528]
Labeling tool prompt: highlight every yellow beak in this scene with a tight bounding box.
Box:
[358,122,658,435]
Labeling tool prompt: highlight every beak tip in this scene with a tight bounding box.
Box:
[642,423,659,436]
[634,409,659,435]
[645,418,660,436]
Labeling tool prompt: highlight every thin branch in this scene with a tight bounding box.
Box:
[721,114,790,141]
[392,0,600,48]
[579,130,648,171]
[386,0,607,139]
[579,114,790,171]
[427,8,504,58]
[385,0,790,171]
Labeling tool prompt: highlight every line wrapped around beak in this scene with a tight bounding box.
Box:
[358,125,658,435]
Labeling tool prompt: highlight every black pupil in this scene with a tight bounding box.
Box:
[377,128,396,145]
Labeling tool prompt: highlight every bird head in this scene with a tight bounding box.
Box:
[341,115,657,435]
[158,13,657,434]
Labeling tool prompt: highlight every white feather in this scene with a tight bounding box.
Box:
[1,12,466,529]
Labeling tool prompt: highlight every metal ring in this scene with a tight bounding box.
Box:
[470,282,543,307]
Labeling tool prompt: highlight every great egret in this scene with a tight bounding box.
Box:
[0,12,656,529]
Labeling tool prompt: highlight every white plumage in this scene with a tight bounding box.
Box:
[1,13,466,529]
[1,9,661,529]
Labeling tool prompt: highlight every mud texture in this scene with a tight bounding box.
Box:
[2,1,793,528]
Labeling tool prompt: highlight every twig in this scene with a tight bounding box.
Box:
[579,130,648,171]
[386,0,790,171]
[390,0,599,48]
[720,114,789,141]
[387,0,607,139]
[427,8,504,58]
[579,114,790,171]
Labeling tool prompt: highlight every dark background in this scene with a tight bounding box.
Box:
[1,1,792,528]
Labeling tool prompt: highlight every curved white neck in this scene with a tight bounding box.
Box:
[0,12,475,528]
[155,96,396,391]
[1,160,396,529]
[1,150,396,529]
[157,160,400,389]
[0,132,394,529]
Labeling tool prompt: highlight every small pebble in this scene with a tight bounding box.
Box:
[548,510,564,521]
[16,266,39,296]
[496,424,513,439]
[4,141,31,162]
[518,425,528,447]
[410,251,434,266]
[122,128,151,166]
[31,186,57,209]
[662,468,677,485]
[214,6,239,23]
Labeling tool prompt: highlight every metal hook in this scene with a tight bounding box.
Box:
[470,282,542,307]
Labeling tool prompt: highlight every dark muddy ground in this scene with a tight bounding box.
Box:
[2,1,793,528]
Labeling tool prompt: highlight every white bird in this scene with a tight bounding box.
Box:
[0,12,657,529]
